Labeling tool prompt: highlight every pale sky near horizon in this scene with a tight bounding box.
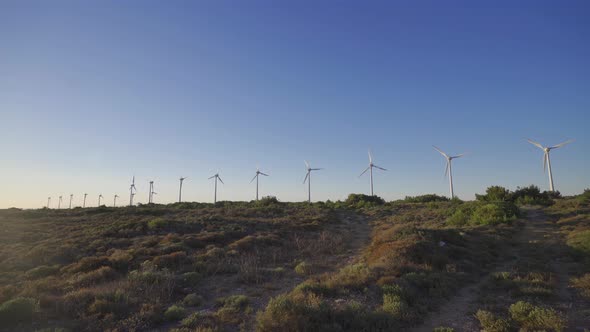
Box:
[1,1,589,208]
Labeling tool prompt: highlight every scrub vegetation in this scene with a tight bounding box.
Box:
[1,188,589,331]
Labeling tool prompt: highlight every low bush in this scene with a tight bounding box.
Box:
[572,273,590,298]
[294,261,313,276]
[147,218,169,230]
[0,297,38,325]
[345,194,385,208]
[182,293,203,307]
[474,310,510,332]
[25,265,60,279]
[164,304,187,321]
[566,230,590,256]
[470,203,515,226]
[401,194,450,203]
[509,301,566,331]
[72,266,118,287]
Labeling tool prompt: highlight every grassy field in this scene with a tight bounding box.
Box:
[1,189,589,331]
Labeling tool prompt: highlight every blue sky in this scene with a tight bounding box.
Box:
[1,1,589,208]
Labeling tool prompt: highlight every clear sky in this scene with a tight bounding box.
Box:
[1,1,589,208]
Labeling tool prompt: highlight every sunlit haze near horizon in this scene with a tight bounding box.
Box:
[1,1,589,208]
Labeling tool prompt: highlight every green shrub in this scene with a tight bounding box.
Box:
[567,230,590,256]
[572,273,590,298]
[148,218,169,230]
[294,261,313,275]
[446,209,469,226]
[182,293,203,307]
[24,265,60,279]
[215,295,248,309]
[476,186,511,202]
[512,185,554,206]
[164,304,187,321]
[576,189,590,203]
[0,297,38,325]
[474,310,510,332]
[381,284,409,319]
[345,194,385,208]
[402,194,450,203]
[73,266,117,287]
[433,328,455,332]
[509,301,566,331]
[470,203,514,225]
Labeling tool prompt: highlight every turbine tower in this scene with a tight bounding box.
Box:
[208,171,224,204]
[148,181,157,204]
[69,194,73,209]
[433,146,466,199]
[303,161,323,203]
[359,150,387,196]
[83,193,88,208]
[527,139,574,192]
[129,176,137,206]
[47,197,51,209]
[58,196,62,209]
[178,177,188,203]
[250,167,269,201]
[114,194,119,207]
[98,194,103,206]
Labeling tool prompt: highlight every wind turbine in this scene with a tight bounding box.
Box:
[114,194,119,207]
[98,194,103,206]
[148,181,158,204]
[69,194,73,209]
[148,181,157,204]
[129,176,137,206]
[83,193,88,208]
[250,167,269,201]
[303,161,323,203]
[208,171,224,204]
[433,146,466,199]
[178,177,188,203]
[58,196,62,209]
[359,150,387,196]
[47,197,51,209]
[526,138,574,192]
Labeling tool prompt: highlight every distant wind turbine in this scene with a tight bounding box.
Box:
[526,138,574,192]
[359,150,387,196]
[83,193,88,208]
[129,176,137,206]
[114,194,119,207]
[433,146,466,199]
[47,197,51,209]
[69,194,73,209]
[303,161,323,203]
[208,171,224,204]
[250,167,269,201]
[58,196,62,209]
[98,194,103,206]
[148,181,157,204]
[178,177,188,203]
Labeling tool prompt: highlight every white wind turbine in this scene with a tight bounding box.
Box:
[148,181,157,204]
[47,197,51,209]
[58,196,62,209]
[433,146,466,199]
[69,194,73,209]
[114,194,119,207]
[83,193,88,208]
[359,150,387,196]
[250,167,269,201]
[178,177,188,203]
[303,161,323,203]
[129,176,137,206]
[98,194,103,206]
[526,138,574,192]
[208,171,224,204]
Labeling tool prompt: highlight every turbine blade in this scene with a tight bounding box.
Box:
[218,177,224,184]
[432,146,449,158]
[260,172,269,176]
[452,153,466,159]
[208,175,216,180]
[359,166,370,177]
[304,160,310,169]
[368,150,373,163]
[311,168,323,171]
[374,165,387,171]
[526,139,545,150]
[550,139,574,149]
[303,172,309,184]
[250,174,258,183]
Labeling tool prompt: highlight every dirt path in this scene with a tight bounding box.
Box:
[410,207,581,332]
